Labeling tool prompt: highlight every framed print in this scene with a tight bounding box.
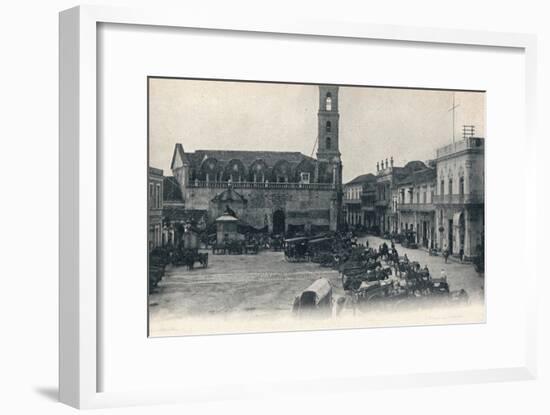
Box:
[59,5,538,409]
[146,78,486,337]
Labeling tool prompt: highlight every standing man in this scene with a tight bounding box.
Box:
[443,243,449,264]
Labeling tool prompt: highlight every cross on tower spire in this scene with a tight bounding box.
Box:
[447,92,461,143]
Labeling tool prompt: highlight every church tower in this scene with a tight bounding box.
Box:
[316,85,341,161]
[316,85,343,231]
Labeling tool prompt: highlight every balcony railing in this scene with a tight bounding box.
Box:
[187,180,336,191]
[432,193,484,204]
[343,198,361,204]
[436,137,484,159]
[396,203,435,212]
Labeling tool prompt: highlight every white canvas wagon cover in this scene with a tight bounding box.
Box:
[302,278,332,303]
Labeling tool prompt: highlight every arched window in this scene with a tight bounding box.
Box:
[440,180,445,195]
[459,176,464,195]
[326,121,331,132]
[326,136,331,149]
[448,178,453,195]
[325,93,332,111]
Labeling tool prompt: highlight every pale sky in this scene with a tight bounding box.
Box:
[149,79,485,183]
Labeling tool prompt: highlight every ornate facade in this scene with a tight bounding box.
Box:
[434,137,485,260]
[395,161,437,249]
[344,136,484,261]
[167,86,343,235]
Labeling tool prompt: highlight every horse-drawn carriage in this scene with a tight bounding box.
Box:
[353,279,395,305]
[340,260,392,291]
[292,278,333,317]
[339,244,469,307]
[284,236,310,262]
[172,247,208,270]
[170,229,209,269]
[401,231,418,249]
[308,237,335,263]
[244,241,259,255]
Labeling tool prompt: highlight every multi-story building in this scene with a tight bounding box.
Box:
[374,157,417,234]
[374,158,394,234]
[395,161,437,249]
[161,175,209,247]
[357,133,484,261]
[343,173,376,227]
[434,136,485,260]
[148,167,164,251]
[168,85,343,235]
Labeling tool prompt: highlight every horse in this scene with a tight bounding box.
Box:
[197,252,208,268]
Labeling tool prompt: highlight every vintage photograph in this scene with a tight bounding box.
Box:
[147,78,485,337]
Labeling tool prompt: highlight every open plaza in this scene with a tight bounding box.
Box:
[148,235,485,336]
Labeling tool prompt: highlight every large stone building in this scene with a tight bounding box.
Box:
[167,85,344,235]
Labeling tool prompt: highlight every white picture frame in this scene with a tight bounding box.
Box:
[59,4,538,409]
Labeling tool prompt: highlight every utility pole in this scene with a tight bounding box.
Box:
[447,92,460,143]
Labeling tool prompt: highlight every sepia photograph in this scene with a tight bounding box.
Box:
[147,78,486,337]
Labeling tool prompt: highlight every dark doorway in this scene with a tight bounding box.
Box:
[459,212,465,255]
[422,221,428,248]
[448,219,454,254]
[273,210,285,235]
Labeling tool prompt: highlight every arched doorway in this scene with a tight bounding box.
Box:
[273,210,285,235]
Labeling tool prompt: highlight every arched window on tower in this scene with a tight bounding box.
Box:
[326,136,331,150]
[326,121,331,132]
[325,93,332,111]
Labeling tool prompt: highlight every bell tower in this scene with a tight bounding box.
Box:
[316,85,343,231]
[316,85,341,161]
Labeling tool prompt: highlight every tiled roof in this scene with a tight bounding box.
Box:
[403,160,428,172]
[189,149,315,170]
[345,173,376,186]
[395,165,436,186]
